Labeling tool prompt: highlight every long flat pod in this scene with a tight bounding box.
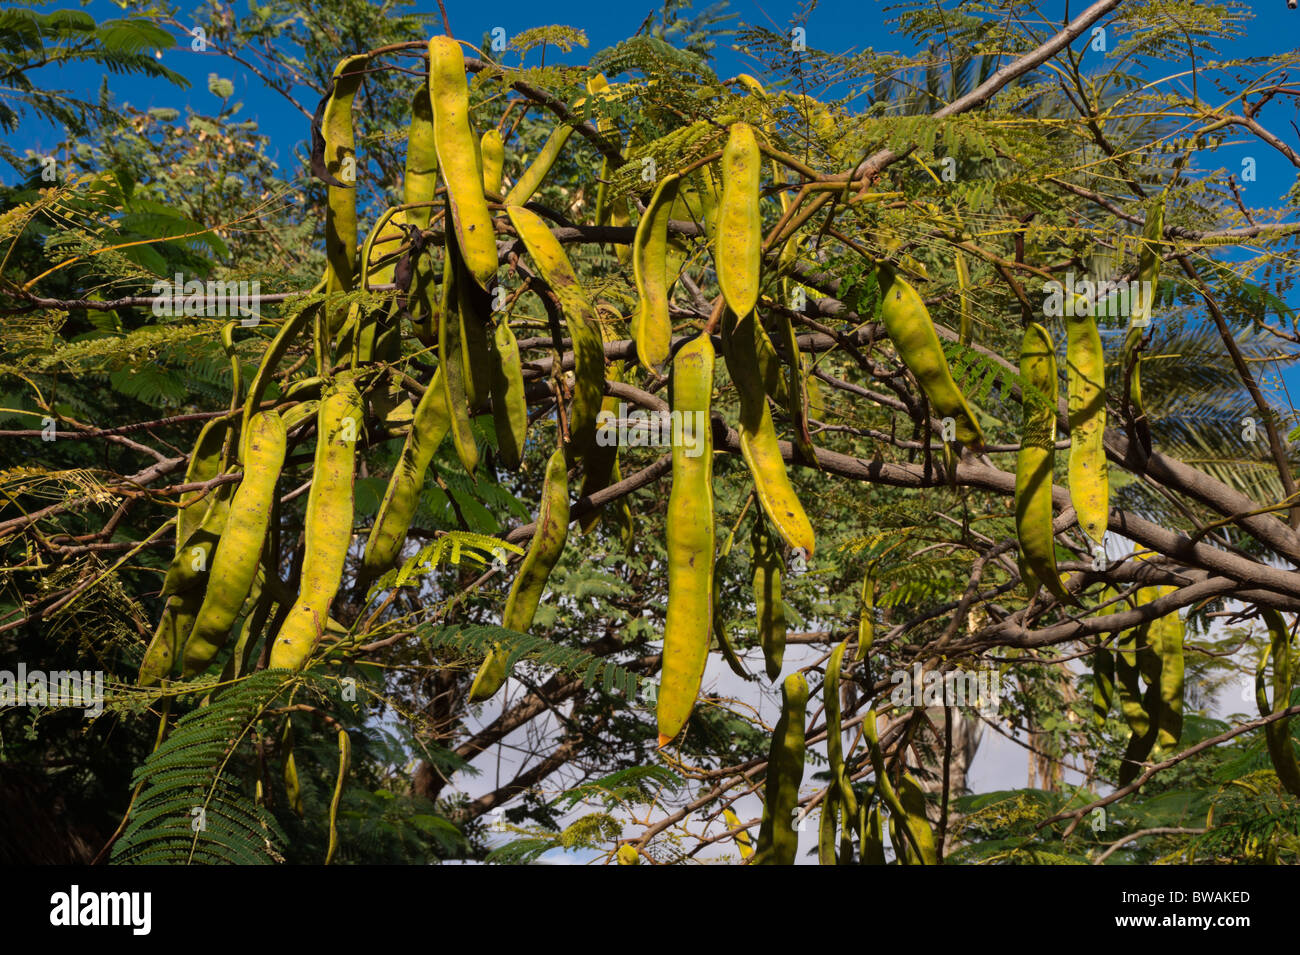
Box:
[503,124,575,206]
[894,773,938,865]
[270,374,362,669]
[455,244,494,409]
[177,417,228,546]
[861,708,931,863]
[320,54,369,328]
[469,445,571,701]
[861,802,886,865]
[1092,643,1115,728]
[1150,584,1184,750]
[586,73,631,264]
[489,317,528,471]
[160,481,234,600]
[577,319,625,531]
[954,250,972,345]
[823,639,858,820]
[656,334,716,746]
[877,264,983,449]
[1066,308,1108,545]
[711,523,752,680]
[768,308,817,466]
[752,516,787,681]
[428,36,498,289]
[440,229,479,475]
[339,209,407,366]
[1015,322,1075,606]
[361,366,452,580]
[505,204,605,462]
[1257,608,1300,796]
[480,128,505,196]
[722,306,815,555]
[405,87,438,231]
[1114,599,1157,786]
[405,86,439,340]
[716,123,761,318]
[752,672,807,865]
[240,275,326,462]
[631,173,680,373]
[139,481,235,684]
[818,791,839,865]
[856,564,875,664]
[1123,198,1164,455]
[182,411,287,676]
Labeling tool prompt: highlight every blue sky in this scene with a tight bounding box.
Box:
[10,0,1300,202]
[7,0,1300,385]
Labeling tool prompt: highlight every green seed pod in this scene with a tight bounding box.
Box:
[722,307,815,556]
[752,672,807,865]
[1258,608,1300,796]
[1015,322,1076,606]
[503,125,574,206]
[752,516,787,682]
[469,445,571,701]
[877,264,983,449]
[489,317,528,471]
[748,670,806,867]
[824,639,858,820]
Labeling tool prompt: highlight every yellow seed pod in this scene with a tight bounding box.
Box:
[405,87,438,231]
[480,128,504,196]
[1066,309,1108,545]
[361,367,451,581]
[722,309,815,555]
[716,123,761,317]
[656,334,716,746]
[505,204,606,462]
[631,173,680,373]
[489,318,528,471]
[321,54,369,315]
[182,411,287,676]
[270,375,362,669]
[428,36,498,289]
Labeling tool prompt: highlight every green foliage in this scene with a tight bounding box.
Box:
[112,671,313,864]
[417,623,642,698]
[0,9,189,169]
